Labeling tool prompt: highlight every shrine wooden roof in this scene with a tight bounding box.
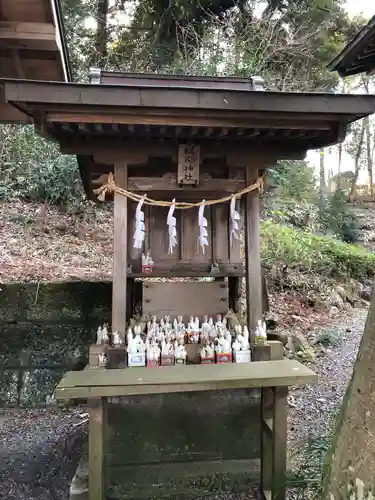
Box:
[3,78,375,144]
[0,0,71,123]
[3,75,375,197]
[328,15,375,77]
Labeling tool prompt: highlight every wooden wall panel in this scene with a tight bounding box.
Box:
[127,201,242,270]
[212,204,229,261]
[149,206,180,263]
[181,207,212,262]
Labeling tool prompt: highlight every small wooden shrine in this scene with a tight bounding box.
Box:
[3,71,375,500]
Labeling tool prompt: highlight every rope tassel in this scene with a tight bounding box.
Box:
[167,199,178,254]
[133,196,146,249]
[198,200,209,254]
[230,195,240,246]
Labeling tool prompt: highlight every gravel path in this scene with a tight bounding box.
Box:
[0,307,368,500]
[288,307,367,450]
[0,407,87,500]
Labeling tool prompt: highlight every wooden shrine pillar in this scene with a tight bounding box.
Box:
[244,166,262,333]
[112,163,128,338]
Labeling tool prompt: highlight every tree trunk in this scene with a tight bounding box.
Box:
[364,116,373,197]
[349,120,365,202]
[319,148,326,215]
[94,0,109,67]
[337,142,342,189]
[322,295,375,499]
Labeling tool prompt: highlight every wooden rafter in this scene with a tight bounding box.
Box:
[0,21,57,51]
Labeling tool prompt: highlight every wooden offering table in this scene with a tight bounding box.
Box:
[56,359,316,500]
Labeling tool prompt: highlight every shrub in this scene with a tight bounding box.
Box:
[261,221,375,282]
[321,189,359,243]
[266,160,318,204]
[0,125,83,205]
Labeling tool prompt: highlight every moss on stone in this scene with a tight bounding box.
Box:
[0,281,112,407]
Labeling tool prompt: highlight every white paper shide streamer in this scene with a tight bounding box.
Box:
[230,195,240,245]
[133,196,146,249]
[198,200,209,254]
[167,199,177,254]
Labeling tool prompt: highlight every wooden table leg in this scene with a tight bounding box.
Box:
[89,397,107,500]
[260,386,288,500]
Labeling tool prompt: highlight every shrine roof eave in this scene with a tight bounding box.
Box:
[328,15,375,77]
[3,78,375,121]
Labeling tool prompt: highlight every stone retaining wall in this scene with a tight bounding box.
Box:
[0,281,111,407]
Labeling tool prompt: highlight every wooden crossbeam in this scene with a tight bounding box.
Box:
[0,22,57,51]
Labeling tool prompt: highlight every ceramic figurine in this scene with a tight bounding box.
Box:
[225,309,240,330]
[98,352,107,367]
[112,331,122,347]
[200,341,215,364]
[96,326,103,345]
[209,326,217,342]
[127,327,133,346]
[134,325,146,352]
[232,338,242,352]
[147,340,161,367]
[102,325,109,343]
[208,317,214,327]
[162,340,174,356]
[187,316,199,343]
[216,329,231,354]
[201,316,210,339]
[176,316,186,337]
[161,338,175,366]
[127,325,147,367]
[232,325,251,363]
[254,319,267,344]
[242,326,250,350]
[174,338,187,364]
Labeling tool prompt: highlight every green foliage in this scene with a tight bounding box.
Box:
[263,198,321,233]
[261,221,375,281]
[322,189,359,242]
[61,0,361,92]
[0,125,83,205]
[267,160,318,203]
[315,330,343,347]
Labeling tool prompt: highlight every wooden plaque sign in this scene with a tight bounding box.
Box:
[177,144,200,185]
[142,280,228,319]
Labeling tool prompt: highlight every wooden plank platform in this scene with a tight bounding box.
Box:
[56,360,316,400]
